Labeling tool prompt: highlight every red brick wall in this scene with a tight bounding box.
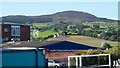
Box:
[45,52,76,64]
[20,25,30,41]
[45,52,75,60]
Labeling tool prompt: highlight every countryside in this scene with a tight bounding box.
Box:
[0,2,120,68]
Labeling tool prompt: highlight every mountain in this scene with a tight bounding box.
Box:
[1,11,116,24]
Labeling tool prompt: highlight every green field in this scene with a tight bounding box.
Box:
[35,30,57,38]
[32,23,55,28]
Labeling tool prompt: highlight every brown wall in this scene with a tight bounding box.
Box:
[1,24,11,41]
[20,25,30,41]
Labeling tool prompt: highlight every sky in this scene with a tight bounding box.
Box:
[0,0,119,2]
[0,2,119,20]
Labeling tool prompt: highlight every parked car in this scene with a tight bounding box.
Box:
[48,60,65,68]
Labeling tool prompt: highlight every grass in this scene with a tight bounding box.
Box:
[83,22,118,28]
[84,28,92,30]
[67,31,78,35]
[37,30,57,38]
[3,22,18,24]
[47,36,118,47]
[32,23,48,27]
[32,23,54,28]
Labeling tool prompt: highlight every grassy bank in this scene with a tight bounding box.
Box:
[47,36,118,47]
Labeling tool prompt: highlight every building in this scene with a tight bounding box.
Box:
[39,41,97,51]
[0,24,30,43]
[0,40,98,66]
[1,47,46,67]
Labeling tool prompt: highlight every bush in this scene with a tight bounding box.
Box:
[76,49,103,55]
[76,45,120,61]
[107,45,120,60]
[102,43,111,50]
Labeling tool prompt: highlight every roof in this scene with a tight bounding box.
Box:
[2,47,44,50]
[0,23,30,26]
[39,41,97,51]
[0,47,45,52]
[0,41,61,48]
[3,47,36,50]
[0,41,98,51]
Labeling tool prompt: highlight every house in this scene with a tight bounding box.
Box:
[0,24,30,43]
[0,40,98,66]
[53,33,66,38]
[1,40,97,50]
[39,41,98,64]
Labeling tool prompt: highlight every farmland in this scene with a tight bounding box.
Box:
[38,30,57,38]
[31,21,118,42]
[33,30,58,39]
[47,36,118,47]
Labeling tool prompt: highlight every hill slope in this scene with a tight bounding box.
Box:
[1,11,116,24]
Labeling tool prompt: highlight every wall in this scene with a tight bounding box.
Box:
[2,51,36,66]
[2,49,45,67]
[38,50,45,66]
[0,25,2,43]
[20,25,30,41]
[1,24,11,42]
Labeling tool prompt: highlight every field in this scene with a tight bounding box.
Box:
[32,23,55,28]
[37,30,57,38]
[47,36,118,47]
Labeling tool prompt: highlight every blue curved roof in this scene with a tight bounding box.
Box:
[39,41,97,50]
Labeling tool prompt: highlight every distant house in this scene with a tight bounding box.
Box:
[53,33,66,38]
[0,24,30,43]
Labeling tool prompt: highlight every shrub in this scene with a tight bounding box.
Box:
[102,43,111,50]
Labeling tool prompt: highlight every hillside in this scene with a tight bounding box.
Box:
[47,36,118,47]
[1,11,116,24]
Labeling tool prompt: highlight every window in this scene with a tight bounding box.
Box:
[11,26,20,36]
[4,28,9,32]
[11,26,20,41]
[4,37,9,41]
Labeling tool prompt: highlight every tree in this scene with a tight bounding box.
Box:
[109,35,117,41]
[92,25,100,30]
[102,43,111,50]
